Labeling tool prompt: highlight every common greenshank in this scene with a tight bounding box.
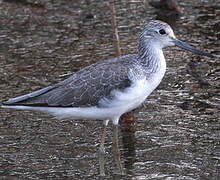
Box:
[1,20,213,175]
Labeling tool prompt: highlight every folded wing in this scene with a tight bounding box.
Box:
[3,59,133,107]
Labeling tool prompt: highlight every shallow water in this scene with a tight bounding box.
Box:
[0,0,219,179]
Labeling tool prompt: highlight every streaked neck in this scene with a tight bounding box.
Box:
[138,37,165,73]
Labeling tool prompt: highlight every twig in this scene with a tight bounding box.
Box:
[110,0,121,56]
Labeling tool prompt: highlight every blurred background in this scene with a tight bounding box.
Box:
[0,0,219,179]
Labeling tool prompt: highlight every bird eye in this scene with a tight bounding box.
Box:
[159,29,166,35]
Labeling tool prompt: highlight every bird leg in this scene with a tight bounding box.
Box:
[99,120,108,176]
[112,125,124,175]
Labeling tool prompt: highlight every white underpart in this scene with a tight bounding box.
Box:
[2,50,166,125]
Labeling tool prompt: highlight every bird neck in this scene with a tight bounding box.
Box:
[137,38,165,73]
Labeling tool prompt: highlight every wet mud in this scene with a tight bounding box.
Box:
[0,0,219,179]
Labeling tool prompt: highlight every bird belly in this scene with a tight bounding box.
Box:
[98,77,156,116]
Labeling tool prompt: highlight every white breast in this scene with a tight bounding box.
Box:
[98,54,166,119]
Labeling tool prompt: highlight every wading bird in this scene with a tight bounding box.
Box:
[1,20,213,175]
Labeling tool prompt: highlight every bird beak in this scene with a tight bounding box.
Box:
[172,38,214,58]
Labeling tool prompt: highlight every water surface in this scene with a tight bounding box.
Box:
[0,0,219,179]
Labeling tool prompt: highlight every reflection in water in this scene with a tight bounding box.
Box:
[155,13,180,29]
[149,0,183,15]
[0,0,219,179]
[120,111,136,175]
[121,123,136,175]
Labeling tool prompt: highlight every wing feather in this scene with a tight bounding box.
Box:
[3,56,135,107]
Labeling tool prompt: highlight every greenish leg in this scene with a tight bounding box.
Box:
[99,120,108,176]
[112,125,125,175]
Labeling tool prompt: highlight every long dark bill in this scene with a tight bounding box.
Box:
[172,39,214,58]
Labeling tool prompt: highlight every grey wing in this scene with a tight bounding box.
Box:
[3,61,132,107]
